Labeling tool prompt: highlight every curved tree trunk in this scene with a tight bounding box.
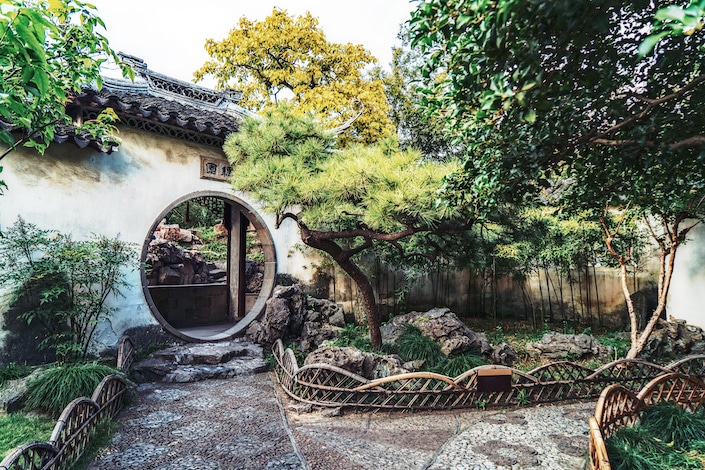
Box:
[298,224,383,349]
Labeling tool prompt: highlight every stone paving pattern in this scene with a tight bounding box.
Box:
[88,371,593,470]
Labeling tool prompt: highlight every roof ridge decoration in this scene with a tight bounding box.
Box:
[110,53,258,121]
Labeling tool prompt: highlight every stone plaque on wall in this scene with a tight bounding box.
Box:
[200,156,232,182]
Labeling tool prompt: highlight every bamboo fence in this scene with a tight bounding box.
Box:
[588,371,705,469]
[273,339,705,412]
[0,337,134,470]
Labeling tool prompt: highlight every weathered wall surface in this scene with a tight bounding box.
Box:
[668,222,705,329]
[0,126,313,356]
[321,262,657,330]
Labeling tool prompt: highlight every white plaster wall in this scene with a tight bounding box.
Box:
[668,222,705,329]
[0,126,312,350]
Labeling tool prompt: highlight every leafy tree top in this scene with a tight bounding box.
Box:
[0,0,131,158]
[195,8,393,145]
[224,105,473,350]
[410,0,705,220]
[372,25,456,160]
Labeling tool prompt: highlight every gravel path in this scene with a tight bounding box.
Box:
[88,372,593,470]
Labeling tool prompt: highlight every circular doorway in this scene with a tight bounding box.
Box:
[140,191,276,342]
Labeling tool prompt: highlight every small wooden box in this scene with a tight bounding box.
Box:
[476,368,513,392]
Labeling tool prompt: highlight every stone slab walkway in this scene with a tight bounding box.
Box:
[88,371,593,470]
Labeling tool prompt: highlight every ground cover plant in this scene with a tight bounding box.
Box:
[0,363,32,387]
[0,413,54,459]
[323,318,632,375]
[324,322,486,377]
[606,402,705,469]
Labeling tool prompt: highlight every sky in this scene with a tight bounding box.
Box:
[89,0,416,88]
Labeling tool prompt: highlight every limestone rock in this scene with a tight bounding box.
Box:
[304,346,409,380]
[298,321,338,352]
[525,332,613,361]
[381,308,493,356]
[145,232,263,291]
[246,284,348,351]
[0,368,43,412]
[322,407,343,417]
[642,319,705,359]
[246,297,292,346]
[491,342,518,366]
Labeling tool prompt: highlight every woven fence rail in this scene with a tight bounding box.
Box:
[0,336,134,470]
[588,372,705,470]
[272,339,705,411]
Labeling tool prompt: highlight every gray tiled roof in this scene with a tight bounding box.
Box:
[8,54,254,153]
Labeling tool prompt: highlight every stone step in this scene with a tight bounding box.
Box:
[133,340,267,383]
[209,268,227,280]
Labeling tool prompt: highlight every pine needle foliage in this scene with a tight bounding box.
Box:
[23,362,121,417]
[224,107,462,233]
[225,105,473,350]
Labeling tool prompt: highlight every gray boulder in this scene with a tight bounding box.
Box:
[304,346,409,380]
[642,319,705,359]
[245,284,348,350]
[525,332,614,361]
[381,308,493,356]
[132,340,266,383]
[0,368,43,412]
[491,342,518,366]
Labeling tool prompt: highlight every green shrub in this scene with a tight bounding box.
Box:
[598,331,630,359]
[191,225,228,262]
[331,323,373,352]
[0,217,136,362]
[395,324,443,367]
[0,413,55,458]
[23,362,121,417]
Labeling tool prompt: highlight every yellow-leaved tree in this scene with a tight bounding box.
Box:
[194,8,393,145]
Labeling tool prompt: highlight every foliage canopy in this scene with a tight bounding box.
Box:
[0,0,131,167]
[410,0,705,357]
[225,106,474,348]
[195,8,393,145]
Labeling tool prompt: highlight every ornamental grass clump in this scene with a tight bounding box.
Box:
[432,351,485,378]
[23,362,121,417]
[606,403,705,469]
[332,323,373,352]
[0,363,32,387]
[640,402,705,448]
[395,324,444,368]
